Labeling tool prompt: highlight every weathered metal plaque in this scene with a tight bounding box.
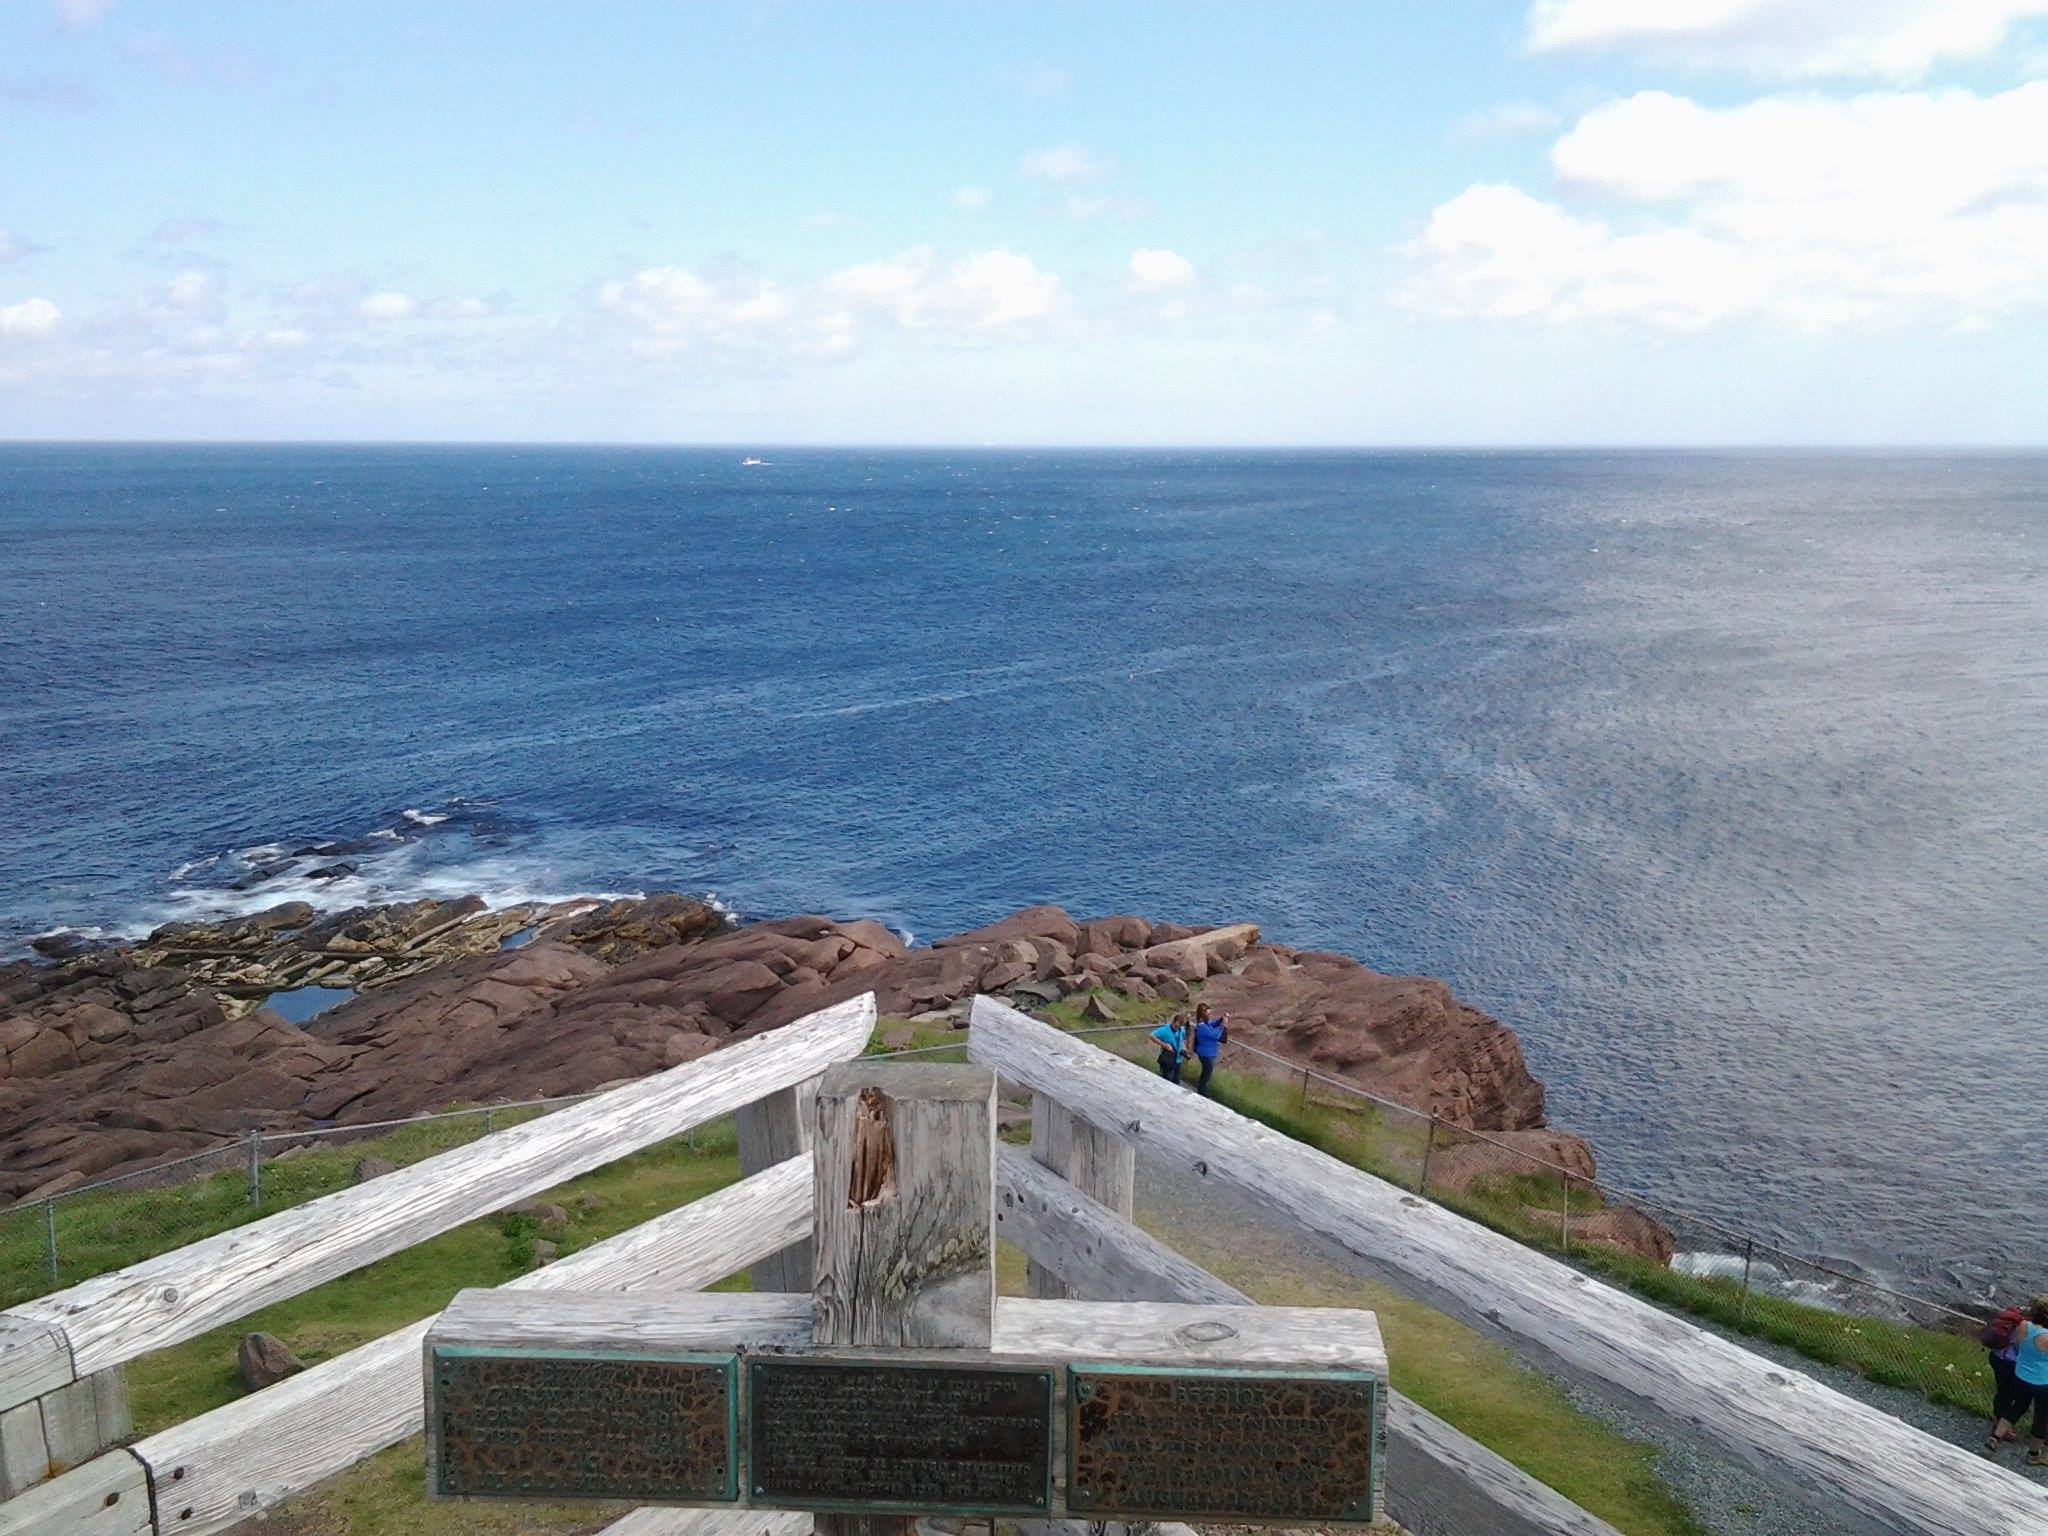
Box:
[431,1347,737,1502]
[1068,1365,1381,1523]
[748,1357,1054,1515]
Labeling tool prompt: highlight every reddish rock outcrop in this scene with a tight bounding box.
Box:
[4,895,1632,1257]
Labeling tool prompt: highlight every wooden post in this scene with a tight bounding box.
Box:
[1024,1094,1133,1299]
[809,1061,997,1536]
[736,1079,816,1292]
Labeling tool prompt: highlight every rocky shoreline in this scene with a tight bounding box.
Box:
[0,894,1668,1261]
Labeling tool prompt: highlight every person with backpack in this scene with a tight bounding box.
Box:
[1151,1014,1190,1084]
[1981,1306,2028,1454]
[1190,1004,1229,1097]
[2011,1298,2048,1467]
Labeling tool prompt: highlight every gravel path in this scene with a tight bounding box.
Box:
[1132,1166,2042,1535]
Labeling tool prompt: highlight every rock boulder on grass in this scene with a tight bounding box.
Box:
[237,1332,304,1392]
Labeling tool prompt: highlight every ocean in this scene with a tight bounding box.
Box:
[2,444,2043,1301]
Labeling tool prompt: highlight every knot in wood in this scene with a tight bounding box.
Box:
[846,1086,896,1207]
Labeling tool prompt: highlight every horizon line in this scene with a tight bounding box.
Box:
[5,438,2048,454]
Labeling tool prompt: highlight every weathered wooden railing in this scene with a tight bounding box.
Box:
[0,995,875,1535]
[968,995,2048,1536]
[10,988,2044,1536]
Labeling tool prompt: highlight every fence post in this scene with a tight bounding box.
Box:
[1739,1237,1755,1322]
[246,1131,262,1208]
[484,1107,495,1136]
[1417,1118,1439,1195]
[1297,1064,1310,1111]
[1560,1172,1571,1252]
[44,1198,59,1286]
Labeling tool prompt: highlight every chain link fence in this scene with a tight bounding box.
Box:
[0,1094,601,1307]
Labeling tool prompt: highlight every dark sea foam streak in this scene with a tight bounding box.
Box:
[1,444,2043,1299]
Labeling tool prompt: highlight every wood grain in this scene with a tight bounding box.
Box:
[810,1063,997,1351]
[1024,1095,1132,1300]
[0,1447,149,1536]
[0,1317,69,1417]
[971,996,2048,1536]
[737,1083,816,1293]
[2,995,872,1409]
[132,1155,814,1536]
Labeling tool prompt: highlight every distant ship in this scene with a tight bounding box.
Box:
[742,456,768,466]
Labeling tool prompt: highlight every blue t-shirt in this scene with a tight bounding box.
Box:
[2017,1323,2048,1387]
[1192,1019,1227,1060]
[1150,1024,1184,1055]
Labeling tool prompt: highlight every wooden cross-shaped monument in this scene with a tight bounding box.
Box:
[422,1062,1391,1530]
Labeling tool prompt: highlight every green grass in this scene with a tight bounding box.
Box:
[1,1107,568,1309]
[1080,1013,1996,1419]
[127,1121,747,1432]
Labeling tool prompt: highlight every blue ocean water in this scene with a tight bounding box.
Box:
[2,444,2043,1299]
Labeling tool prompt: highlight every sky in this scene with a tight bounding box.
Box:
[3,0,2048,445]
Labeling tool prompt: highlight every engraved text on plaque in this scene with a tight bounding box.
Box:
[748,1358,1054,1515]
[432,1348,737,1502]
[1068,1366,1381,1523]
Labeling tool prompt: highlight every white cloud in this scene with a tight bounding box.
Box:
[1401,83,2048,331]
[358,290,418,321]
[0,298,61,338]
[595,267,791,350]
[826,247,1061,330]
[1527,0,2048,79]
[596,248,1062,361]
[952,186,993,211]
[1127,248,1196,293]
[1019,144,1109,183]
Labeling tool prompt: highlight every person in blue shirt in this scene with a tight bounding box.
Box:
[1190,1005,1229,1096]
[2011,1298,2048,1467]
[1150,1014,1190,1083]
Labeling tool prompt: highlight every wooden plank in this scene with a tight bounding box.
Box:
[4,995,872,1403]
[0,1399,50,1501]
[994,1143,1622,1536]
[1024,1096,1132,1300]
[998,1297,1384,1370]
[431,1289,812,1353]
[0,1316,71,1416]
[91,1368,133,1447]
[810,1063,997,1351]
[811,1061,997,1536]
[1024,1095,1071,1299]
[737,1082,815,1292]
[602,1511,810,1536]
[1387,1396,1633,1536]
[972,996,2048,1536]
[37,1372,103,1473]
[424,1289,1384,1374]
[132,1154,814,1536]
[0,1448,150,1536]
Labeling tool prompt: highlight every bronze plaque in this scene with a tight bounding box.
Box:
[747,1357,1054,1515]
[1068,1366,1381,1523]
[431,1347,737,1502]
